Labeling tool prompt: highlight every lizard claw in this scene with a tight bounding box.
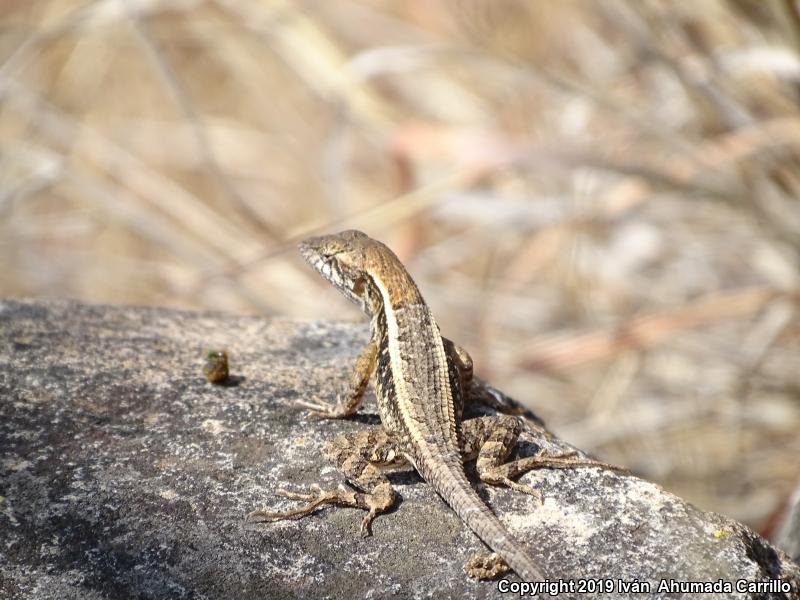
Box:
[502,478,543,503]
[532,450,630,474]
[360,509,377,537]
[295,399,335,415]
[247,487,339,523]
[274,487,320,501]
[296,396,355,419]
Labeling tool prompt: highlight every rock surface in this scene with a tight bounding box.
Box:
[777,485,800,566]
[1,298,798,599]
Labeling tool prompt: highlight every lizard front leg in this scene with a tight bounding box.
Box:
[248,427,405,536]
[297,339,377,418]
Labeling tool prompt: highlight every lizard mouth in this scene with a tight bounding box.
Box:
[297,233,364,308]
[298,239,345,287]
[297,240,318,264]
[298,240,327,266]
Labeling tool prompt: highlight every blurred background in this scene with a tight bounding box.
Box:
[2,0,800,545]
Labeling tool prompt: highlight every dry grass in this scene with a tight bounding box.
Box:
[2,0,800,537]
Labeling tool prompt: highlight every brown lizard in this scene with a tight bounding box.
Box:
[248,229,623,580]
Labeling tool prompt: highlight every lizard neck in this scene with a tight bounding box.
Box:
[361,251,424,318]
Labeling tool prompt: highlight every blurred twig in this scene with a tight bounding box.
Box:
[518,287,790,372]
[122,1,282,240]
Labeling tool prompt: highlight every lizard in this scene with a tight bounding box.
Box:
[248,229,624,580]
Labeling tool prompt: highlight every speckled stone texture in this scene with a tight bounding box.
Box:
[777,485,800,567]
[1,299,798,599]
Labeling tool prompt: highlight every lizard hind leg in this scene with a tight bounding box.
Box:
[462,415,627,501]
[247,427,404,537]
[462,415,543,500]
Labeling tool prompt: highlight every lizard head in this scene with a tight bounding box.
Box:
[299,230,423,313]
[298,230,376,310]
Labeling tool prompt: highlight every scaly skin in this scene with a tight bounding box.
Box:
[249,230,626,580]
[295,230,542,580]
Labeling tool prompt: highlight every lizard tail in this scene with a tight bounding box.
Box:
[423,455,545,582]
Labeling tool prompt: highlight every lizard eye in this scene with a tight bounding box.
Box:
[322,250,345,265]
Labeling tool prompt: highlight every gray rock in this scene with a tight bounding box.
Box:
[1,298,798,599]
[776,485,800,564]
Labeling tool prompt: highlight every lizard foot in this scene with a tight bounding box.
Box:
[484,450,629,495]
[247,484,393,538]
[463,552,512,580]
[527,450,630,474]
[498,477,543,503]
[296,396,356,419]
[478,466,544,502]
[247,487,352,523]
